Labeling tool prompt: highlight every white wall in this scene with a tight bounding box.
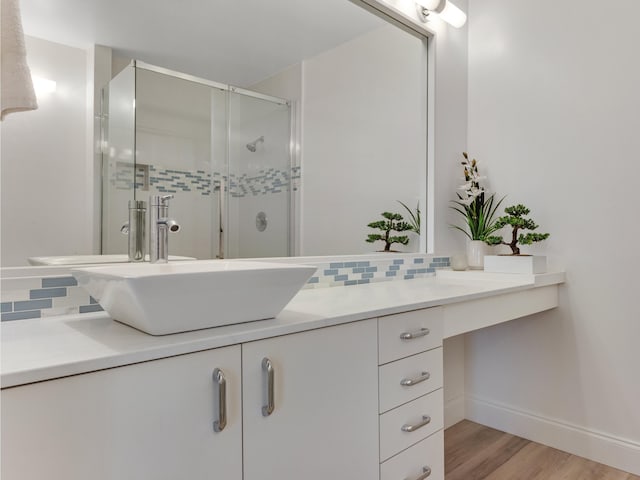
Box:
[301,24,425,256]
[1,36,91,266]
[465,0,640,473]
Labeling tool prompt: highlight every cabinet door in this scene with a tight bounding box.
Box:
[242,319,379,480]
[1,346,242,480]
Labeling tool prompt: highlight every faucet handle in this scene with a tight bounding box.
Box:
[150,194,174,206]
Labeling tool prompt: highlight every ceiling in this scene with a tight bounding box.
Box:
[20,0,385,86]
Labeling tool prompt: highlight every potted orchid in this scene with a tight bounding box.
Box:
[451,152,504,269]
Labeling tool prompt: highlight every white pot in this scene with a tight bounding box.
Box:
[466,240,488,270]
[484,255,547,274]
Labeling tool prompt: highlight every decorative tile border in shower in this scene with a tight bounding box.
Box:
[302,255,450,289]
[229,168,290,198]
[111,163,296,198]
[0,254,450,321]
[1,276,102,322]
[149,166,214,196]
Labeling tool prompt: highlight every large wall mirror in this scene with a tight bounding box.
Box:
[1,0,428,266]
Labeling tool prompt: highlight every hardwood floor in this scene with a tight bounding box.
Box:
[445,420,640,480]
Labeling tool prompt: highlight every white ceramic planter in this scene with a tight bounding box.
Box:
[466,240,488,270]
[484,255,547,274]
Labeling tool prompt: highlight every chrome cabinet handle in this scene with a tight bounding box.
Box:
[262,358,275,416]
[401,415,431,432]
[212,368,227,432]
[400,371,430,387]
[400,328,430,340]
[405,466,432,480]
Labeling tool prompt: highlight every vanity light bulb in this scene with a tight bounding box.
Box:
[438,1,467,28]
[415,0,467,28]
[414,0,442,10]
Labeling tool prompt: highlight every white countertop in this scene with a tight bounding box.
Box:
[0,270,564,388]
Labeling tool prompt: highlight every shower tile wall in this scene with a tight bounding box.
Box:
[108,161,294,260]
[112,163,293,198]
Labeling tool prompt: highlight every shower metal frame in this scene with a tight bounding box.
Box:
[118,60,295,259]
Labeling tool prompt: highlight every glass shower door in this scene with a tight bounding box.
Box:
[101,62,294,260]
[133,67,226,260]
[226,90,292,258]
[101,65,135,255]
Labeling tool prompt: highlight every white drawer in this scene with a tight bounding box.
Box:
[380,430,444,480]
[379,389,443,462]
[378,308,443,365]
[379,348,443,413]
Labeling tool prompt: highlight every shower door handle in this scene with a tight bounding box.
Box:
[217,177,225,259]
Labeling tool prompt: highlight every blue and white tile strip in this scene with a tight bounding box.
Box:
[1,276,102,322]
[112,162,294,198]
[0,255,449,322]
[302,255,450,289]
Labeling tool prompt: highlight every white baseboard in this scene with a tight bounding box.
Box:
[444,394,465,429]
[465,394,640,476]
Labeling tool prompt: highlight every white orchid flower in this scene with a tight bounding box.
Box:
[468,187,484,198]
[458,183,472,190]
[458,197,475,206]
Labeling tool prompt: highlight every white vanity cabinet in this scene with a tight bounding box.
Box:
[378,307,445,480]
[242,318,379,480]
[1,345,243,480]
[1,319,379,480]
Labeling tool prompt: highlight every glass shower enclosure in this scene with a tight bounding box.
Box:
[101,61,293,259]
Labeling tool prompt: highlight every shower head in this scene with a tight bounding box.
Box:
[246,136,264,152]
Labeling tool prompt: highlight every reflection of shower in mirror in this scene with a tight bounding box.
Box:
[246,135,265,152]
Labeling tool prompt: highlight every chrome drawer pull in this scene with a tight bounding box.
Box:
[405,466,432,480]
[400,328,430,340]
[400,371,430,387]
[212,368,227,432]
[262,357,275,417]
[401,415,431,432]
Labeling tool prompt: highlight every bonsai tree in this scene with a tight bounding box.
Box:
[485,204,550,255]
[366,212,412,252]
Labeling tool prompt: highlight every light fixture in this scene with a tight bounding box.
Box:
[415,0,467,28]
[31,76,57,97]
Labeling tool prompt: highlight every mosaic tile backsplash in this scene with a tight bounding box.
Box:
[0,254,449,322]
[112,163,298,198]
[1,276,102,322]
[302,256,450,289]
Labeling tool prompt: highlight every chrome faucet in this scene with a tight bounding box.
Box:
[121,200,147,262]
[149,195,180,264]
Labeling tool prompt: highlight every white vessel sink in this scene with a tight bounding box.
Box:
[71,260,316,335]
[28,254,196,266]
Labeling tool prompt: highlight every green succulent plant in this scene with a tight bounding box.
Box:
[397,201,421,234]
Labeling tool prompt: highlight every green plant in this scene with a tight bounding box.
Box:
[451,152,504,241]
[398,201,420,234]
[485,204,550,255]
[366,212,413,252]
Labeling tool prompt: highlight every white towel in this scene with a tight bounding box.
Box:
[1,0,38,120]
